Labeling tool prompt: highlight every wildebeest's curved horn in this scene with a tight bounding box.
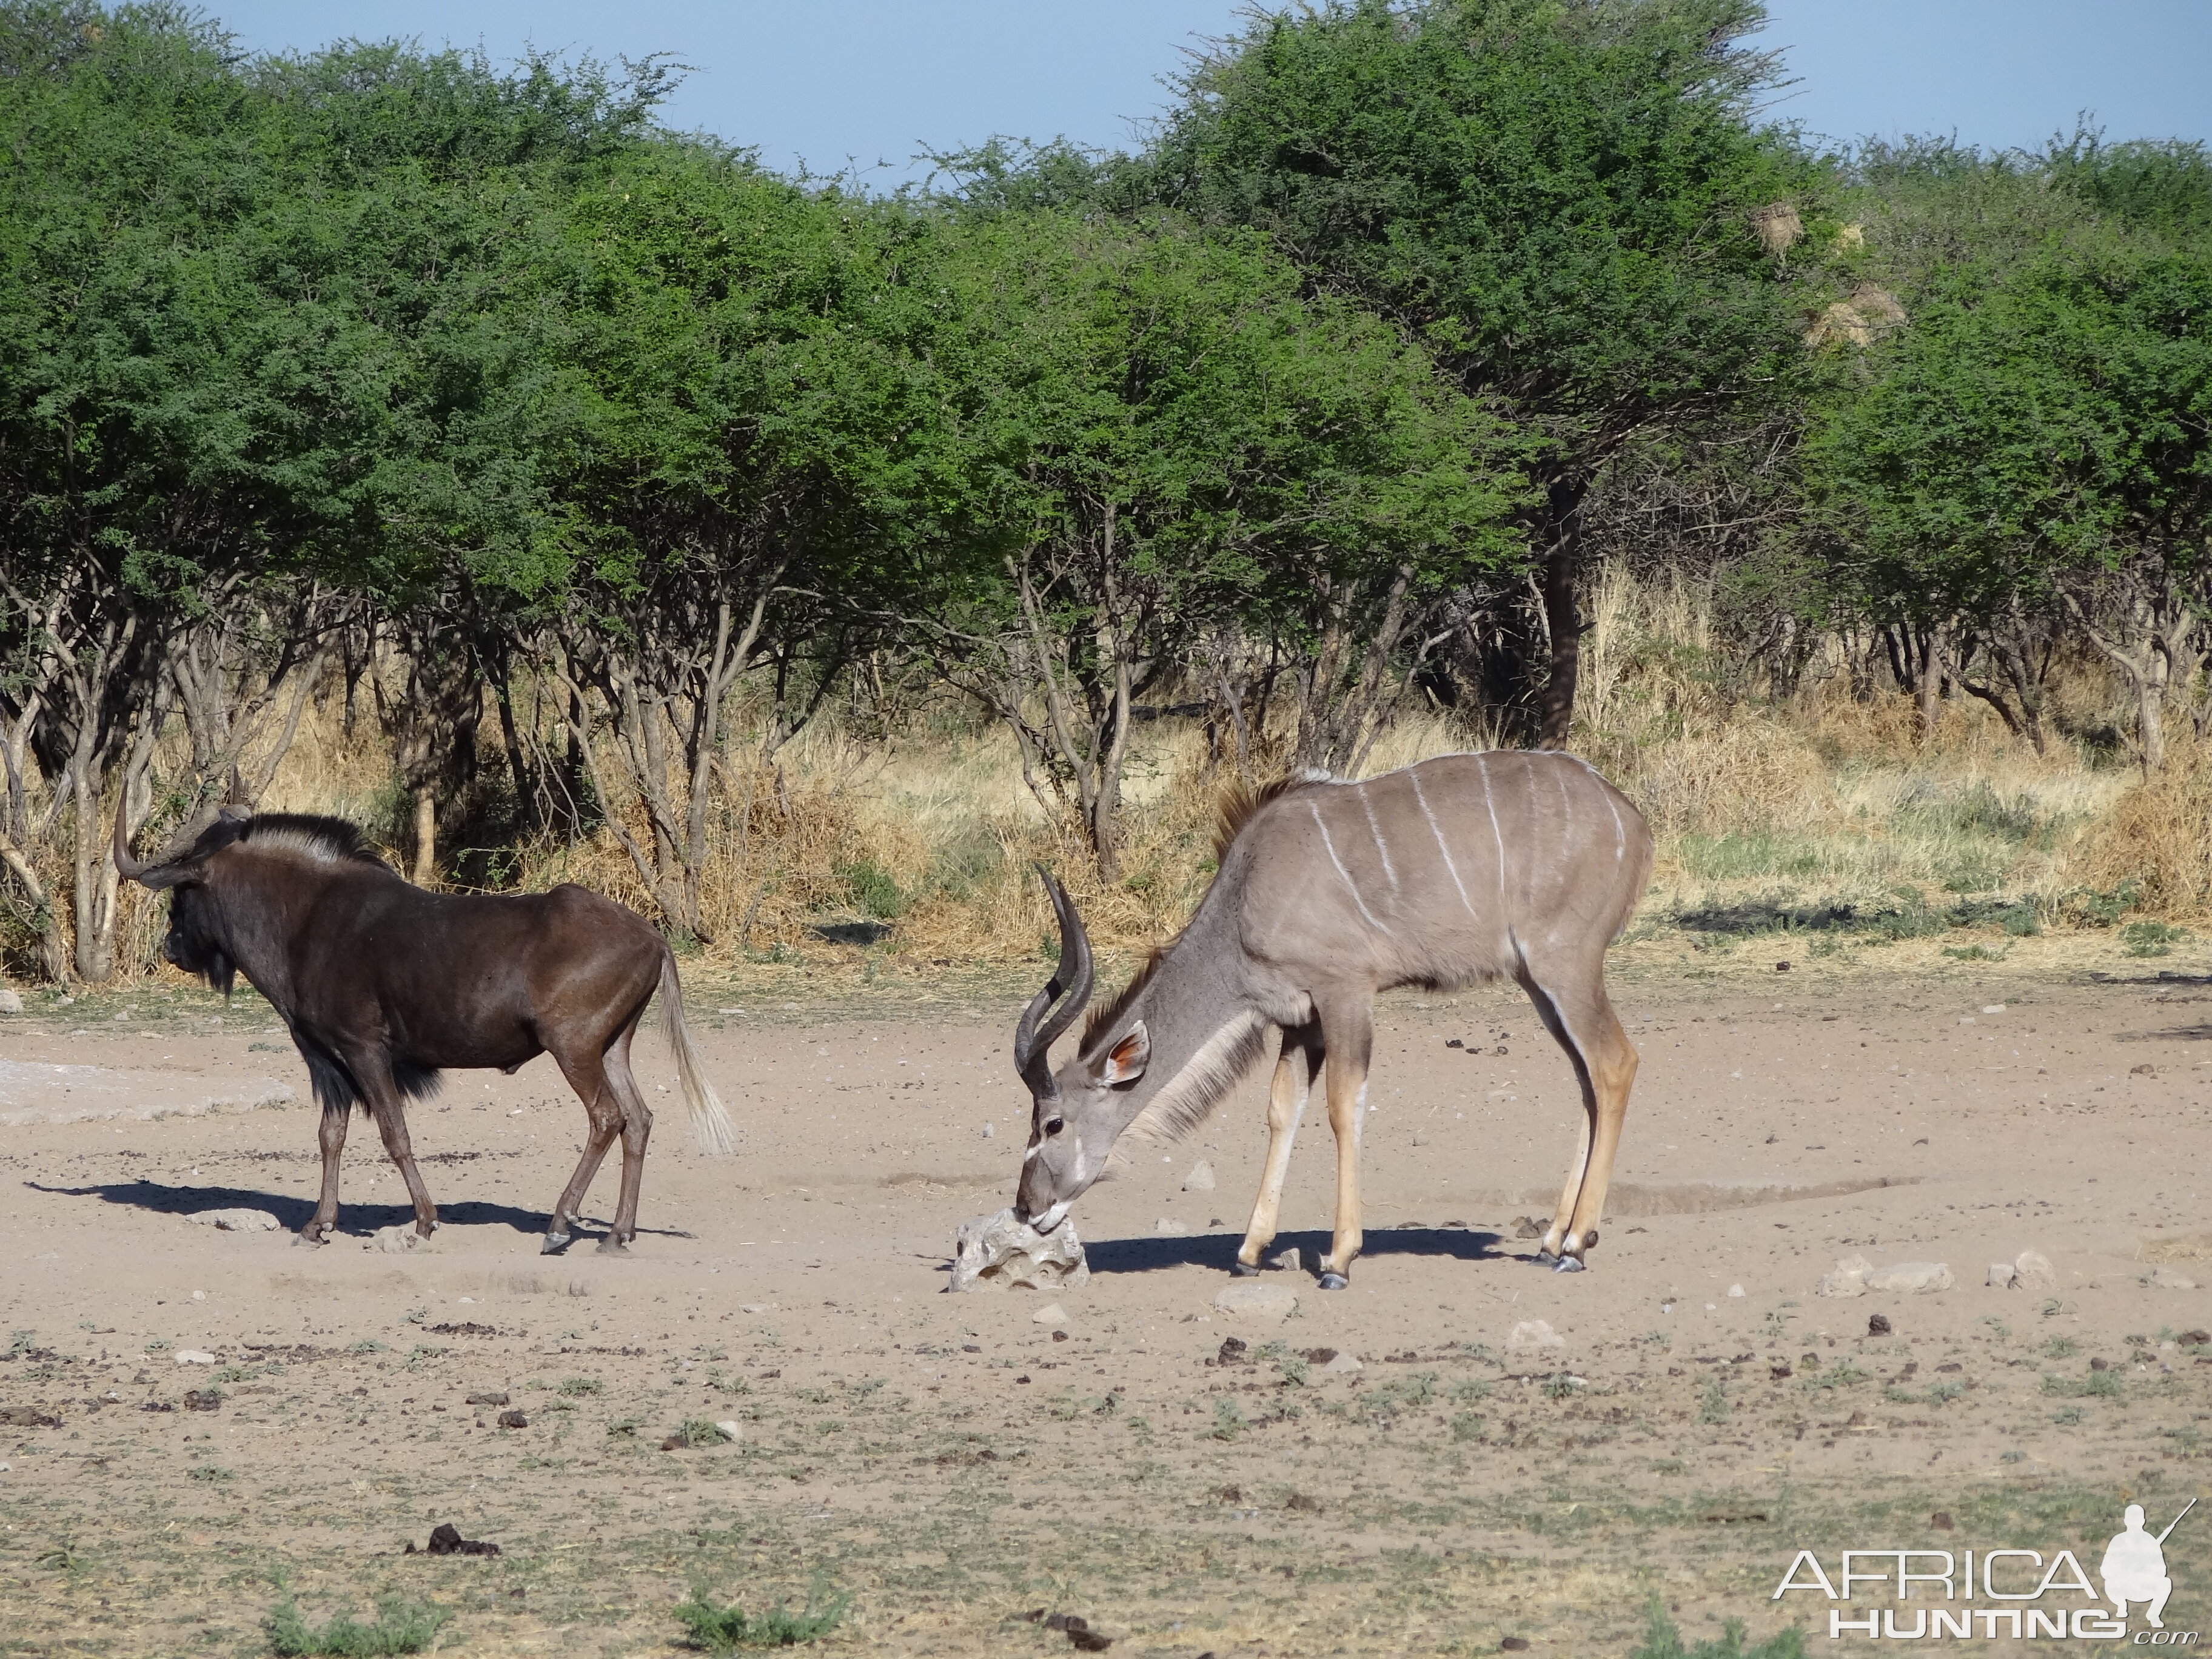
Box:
[113,790,222,890]
[1012,865,1093,1096]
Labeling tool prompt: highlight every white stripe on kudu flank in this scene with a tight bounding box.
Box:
[1309,799,1392,934]
[1571,754,1629,863]
[1355,781,1400,891]
[1475,754,1507,897]
[1410,769,1476,917]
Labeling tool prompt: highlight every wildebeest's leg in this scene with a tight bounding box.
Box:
[543,1047,622,1254]
[299,1102,351,1244]
[1233,1024,1320,1275]
[1316,1005,1375,1290]
[598,1022,655,1253]
[1522,956,1638,1272]
[346,1051,440,1236]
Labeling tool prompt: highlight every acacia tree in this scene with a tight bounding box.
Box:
[918,213,1523,876]
[1145,0,1821,743]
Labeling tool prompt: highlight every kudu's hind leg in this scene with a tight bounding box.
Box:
[1234,1025,1321,1275]
[544,1048,623,1254]
[300,1102,352,1244]
[1522,963,1638,1272]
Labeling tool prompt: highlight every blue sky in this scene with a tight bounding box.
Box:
[206,1,2212,183]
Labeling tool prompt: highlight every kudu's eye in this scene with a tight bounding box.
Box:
[1044,1117,1065,1137]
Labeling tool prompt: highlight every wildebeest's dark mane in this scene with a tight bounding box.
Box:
[236,813,390,868]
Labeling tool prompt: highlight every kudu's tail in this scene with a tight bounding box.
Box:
[659,953,735,1156]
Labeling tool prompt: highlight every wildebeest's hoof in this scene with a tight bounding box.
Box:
[1534,1247,1558,1266]
[1552,1253,1586,1273]
[1317,1271,1350,1291]
[1228,1258,1262,1278]
[539,1231,571,1256]
[595,1236,632,1257]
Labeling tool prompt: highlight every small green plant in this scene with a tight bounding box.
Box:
[267,1592,450,1657]
[2122,920,2188,958]
[1697,1379,1729,1423]
[2042,1336,2079,1359]
[36,1538,85,1572]
[1450,1410,1485,1442]
[672,1581,850,1651]
[1627,1598,1806,1659]
[1276,1355,1310,1387]
[1207,1398,1248,1441]
[7,1329,34,1358]
[403,1307,427,1326]
[2053,1406,2085,1426]
[187,1465,235,1482]
[2074,880,2143,927]
[349,1339,388,1355]
[671,1418,735,1448]
[1543,1372,1581,1401]
[558,1376,605,1396]
[836,860,905,922]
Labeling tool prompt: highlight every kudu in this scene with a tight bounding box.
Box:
[115,799,732,1252]
[1012,752,1653,1284]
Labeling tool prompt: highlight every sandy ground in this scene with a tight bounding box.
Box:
[2,961,2210,1657]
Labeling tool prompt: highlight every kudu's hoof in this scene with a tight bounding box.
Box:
[293,1230,327,1248]
[1533,1247,1558,1265]
[540,1231,572,1256]
[1552,1254,1587,1273]
[1317,1272,1350,1291]
[595,1237,632,1257]
[1229,1259,1263,1278]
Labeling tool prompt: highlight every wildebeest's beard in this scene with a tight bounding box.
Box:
[162,886,235,997]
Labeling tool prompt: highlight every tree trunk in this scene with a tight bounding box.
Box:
[1915,628,1942,744]
[409,786,438,886]
[1535,475,1588,749]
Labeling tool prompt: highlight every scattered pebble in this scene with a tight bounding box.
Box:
[367,1224,426,1255]
[1319,1351,1363,1375]
[980,1123,994,1139]
[188,1209,281,1233]
[190,1290,206,1301]
[1267,1246,1302,1273]
[173,1350,218,1366]
[497,1409,528,1429]
[714,1419,743,1442]
[0,988,21,1014]
[739,1303,768,1315]
[1981,1004,2005,1014]
[1506,1319,1564,1353]
[1031,1302,1070,1327]
[1988,1262,2017,1289]
[1726,1284,1745,1298]
[1182,1161,1216,1193]
[2014,1248,2058,1292]
[464,1392,509,1407]
[1214,1281,1297,1322]
[1155,1218,1189,1235]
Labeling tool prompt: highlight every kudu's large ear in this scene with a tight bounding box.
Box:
[1011,865,1094,1096]
[1097,1021,1149,1087]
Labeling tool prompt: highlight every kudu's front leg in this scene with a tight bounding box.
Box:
[298,1101,350,1244]
[1235,1025,1319,1275]
[1317,1042,1372,1290]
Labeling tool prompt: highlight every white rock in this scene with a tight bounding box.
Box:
[202,1208,282,1233]
[2014,1248,2058,1292]
[366,1224,426,1254]
[1268,1246,1302,1273]
[1182,1160,1216,1193]
[1031,1302,1070,1327]
[190,1290,206,1301]
[1506,1319,1565,1353]
[1868,1261,1954,1294]
[1982,1004,2006,1014]
[173,1350,218,1366]
[1213,1281,1298,1322]
[1988,1262,2018,1290]
[1726,1284,1746,1298]
[1319,1351,1364,1375]
[0,988,22,1014]
[980,1123,994,1138]
[1155,1218,1190,1235]
[712,1419,742,1443]
[949,1208,1089,1293]
[1815,1254,1874,1298]
[2148,1266,2197,1291]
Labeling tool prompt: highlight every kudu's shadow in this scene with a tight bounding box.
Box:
[24,1179,688,1242]
[1084,1225,1509,1276]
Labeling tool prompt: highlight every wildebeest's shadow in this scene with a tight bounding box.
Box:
[24,1179,688,1241]
[1084,1225,1508,1276]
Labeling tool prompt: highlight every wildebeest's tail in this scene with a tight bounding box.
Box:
[659,953,734,1156]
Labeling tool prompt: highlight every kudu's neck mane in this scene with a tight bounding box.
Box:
[1077,898,1268,1148]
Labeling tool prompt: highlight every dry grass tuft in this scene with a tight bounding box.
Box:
[2075,742,2212,919]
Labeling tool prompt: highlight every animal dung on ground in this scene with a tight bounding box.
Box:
[188,1208,282,1233]
[1213,1281,1297,1322]
[407,1522,500,1557]
[1868,1313,1893,1336]
[181,1389,221,1412]
[496,1409,528,1429]
[948,1208,1089,1293]
[464,1391,509,1407]
[1512,1216,1544,1240]
[1506,1319,1564,1353]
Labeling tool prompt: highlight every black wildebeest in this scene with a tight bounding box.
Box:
[115,800,732,1252]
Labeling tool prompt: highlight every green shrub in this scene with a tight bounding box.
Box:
[672,1583,850,1651]
[1628,1600,1807,1659]
[267,1594,449,1657]
[837,860,905,920]
[2123,920,2189,958]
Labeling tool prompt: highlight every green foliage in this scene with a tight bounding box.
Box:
[671,1418,736,1448]
[2123,920,2190,957]
[672,1583,850,1651]
[837,862,905,921]
[267,1593,450,1657]
[1629,1599,1807,1659]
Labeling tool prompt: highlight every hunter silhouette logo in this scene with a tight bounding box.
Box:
[1773,1495,2200,1640]
[2104,1500,2194,1631]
